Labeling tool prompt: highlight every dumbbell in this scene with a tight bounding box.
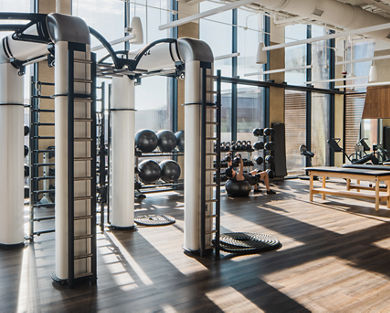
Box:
[246,141,253,152]
[231,141,237,151]
[265,155,274,164]
[24,145,29,157]
[264,142,273,151]
[233,157,240,167]
[266,169,274,178]
[225,142,231,151]
[263,128,273,136]
[235,141,242,151]
[254,156,264,165]
[252,128,263,137]
[24,125,29,136]
[253,141,264,150]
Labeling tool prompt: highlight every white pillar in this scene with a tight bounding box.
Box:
[183,60,214,252]
[109,76,135,228]
[54,41,70,279]
[0,63,24,245]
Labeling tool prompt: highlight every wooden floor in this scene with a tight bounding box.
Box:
[3,178,390,312]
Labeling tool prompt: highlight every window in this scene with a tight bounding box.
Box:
[285,24,306,85]
[236,85,264,142]
[311,93,330,166]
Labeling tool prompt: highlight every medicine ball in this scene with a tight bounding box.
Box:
[135,129,158,153]
[160,160,181,182]
[24,145,29,157]
[157,130,177,152]
[265,155,274,163]
[255,156,264,165]
[24,125,29,136]
[138,159,161,184]
[225,179,251,197]
[175,130,184,152]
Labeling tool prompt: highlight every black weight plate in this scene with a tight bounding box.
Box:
[134,214,176,226]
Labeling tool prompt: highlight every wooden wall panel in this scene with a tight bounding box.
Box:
[363,85,390,119]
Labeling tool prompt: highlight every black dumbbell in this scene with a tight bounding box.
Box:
[24,165,29,177]
[265,155,274,163]
[255,156,264,165]
[247,160,254,167]
[264,142,273,151]
[263,128,273,136]
[236,141,243,151]
[233,157,240,166]
[253,141,264,150]
[225,142,231,151]
[231,141,237,151]
[24,125,29,136]
[49,168,55,177]
[266,169,274,178]
[252,128,263,137]
[246,141,253,151]
[24,145,29,157]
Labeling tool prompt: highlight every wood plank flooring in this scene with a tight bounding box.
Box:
[2,178,390,312]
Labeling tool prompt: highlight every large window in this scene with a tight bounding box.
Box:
[311,93,330,166]
[236,86,264,142]
[285,24,306,85]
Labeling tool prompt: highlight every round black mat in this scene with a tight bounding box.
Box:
[134,214,176,226]
[217,232,281,254]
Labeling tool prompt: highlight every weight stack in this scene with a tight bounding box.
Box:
[269,123,287,179]
[383,126,390,152]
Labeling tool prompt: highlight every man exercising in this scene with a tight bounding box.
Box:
[225,153,275,195]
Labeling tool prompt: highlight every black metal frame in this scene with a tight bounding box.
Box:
[305,25,312,168]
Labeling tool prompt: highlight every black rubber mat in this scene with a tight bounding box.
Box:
[217,232,281,254]
[134,214,176,226]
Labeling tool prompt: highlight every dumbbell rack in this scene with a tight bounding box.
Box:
[29,78,105,240]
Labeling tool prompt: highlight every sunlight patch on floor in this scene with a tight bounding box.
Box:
[206,286,264,313]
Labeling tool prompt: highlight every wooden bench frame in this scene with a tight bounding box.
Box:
[308,169,390,211]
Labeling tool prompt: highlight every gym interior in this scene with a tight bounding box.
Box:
[3,0,390,312]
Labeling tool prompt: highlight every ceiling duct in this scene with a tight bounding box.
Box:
[256,0,390,42]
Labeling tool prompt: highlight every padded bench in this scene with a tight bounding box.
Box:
[306,166,390,211]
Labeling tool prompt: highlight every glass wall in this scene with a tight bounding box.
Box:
[311,93,330,166]
[221,83,232,142]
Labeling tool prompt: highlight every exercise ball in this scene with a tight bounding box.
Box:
[24,125,29,136]
[135,129,158,153]
[225,179,251,197]
[138,159,161,184]
[175,130,184,152]
[157,130,177,152]
[24,165,29,177]
[160,160,181,182]
[24,145,29,157]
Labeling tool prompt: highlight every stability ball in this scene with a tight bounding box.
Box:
[160,160,181,182]
[138,159,161,184]
[135,129,158,153]
[225,179,251,197]
[157,130,177,152]
[175,130,184,152]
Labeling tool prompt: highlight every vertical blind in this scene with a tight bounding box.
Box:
[345,93,365,157]
[284,90,306,172]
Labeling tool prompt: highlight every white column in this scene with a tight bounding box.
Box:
[183,60,202,251]
[0,63,24,245]
[109,76,135,228]
[54,41,70,279]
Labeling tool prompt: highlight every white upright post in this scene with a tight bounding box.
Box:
[109,76,135,228]
[0,63,25,245]
[183,60,214,252]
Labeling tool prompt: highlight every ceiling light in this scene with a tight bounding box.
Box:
[256,42,267,64]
